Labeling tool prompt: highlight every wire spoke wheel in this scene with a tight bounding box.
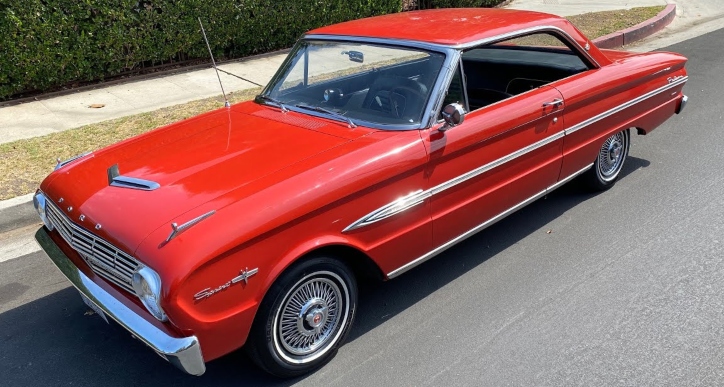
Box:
[583,128,630,191]
[271,269,352,365]
[597,131,627,181]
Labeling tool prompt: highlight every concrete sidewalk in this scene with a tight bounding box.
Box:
[0,0,692,147]
[0,55,285,145]
[1,0,722,261]
[504,0,669,17]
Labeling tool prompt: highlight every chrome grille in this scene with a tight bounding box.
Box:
[45,200,140,294]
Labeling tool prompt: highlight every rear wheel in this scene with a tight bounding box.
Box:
[246,257,357,378]
[584,129,630,191]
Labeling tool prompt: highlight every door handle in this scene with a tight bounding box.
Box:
[542,98,564,108]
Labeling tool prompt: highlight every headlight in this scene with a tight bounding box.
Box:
[33,191,54,231]
[132,266,168,322]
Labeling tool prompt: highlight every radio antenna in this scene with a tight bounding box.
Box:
[198,17,230,108]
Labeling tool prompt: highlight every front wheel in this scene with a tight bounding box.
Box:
[583,129,630,191]
[246,257,357,378]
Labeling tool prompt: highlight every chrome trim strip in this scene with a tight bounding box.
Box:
[55,152,92,171]
[278,36,458,130]
[303,34,451,52]
[343,130,565,232]
[346,75,685,232]
[45,197,140,294]
[386,163,593,279]
[110,176,161,191]
[162,210,216,246]
[653,67,671,75]
[306,25,599,69]
[343,190,428,232]
[565,76,688,136]
[450,25,600,69]
[430,131,564,196]
[35,228,206,376]
[549,163,593,191]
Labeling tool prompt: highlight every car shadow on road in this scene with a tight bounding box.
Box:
[347,156,650,343]
[0,157,649,386]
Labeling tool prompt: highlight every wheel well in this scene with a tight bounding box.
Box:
[635,127,646,135]
[299,245,384,282]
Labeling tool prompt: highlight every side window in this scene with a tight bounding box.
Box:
[456,32,592,111]
[441,64,468,114]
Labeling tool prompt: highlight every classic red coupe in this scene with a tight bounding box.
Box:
[34,8,688,377]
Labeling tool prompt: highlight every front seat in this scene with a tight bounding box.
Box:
[363,75,428,122]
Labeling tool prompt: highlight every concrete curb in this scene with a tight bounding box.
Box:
[593,4,677,49]
[0,193,36,234]
[0,3,681,235]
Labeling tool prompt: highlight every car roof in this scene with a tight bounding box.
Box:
[307,8,567,46]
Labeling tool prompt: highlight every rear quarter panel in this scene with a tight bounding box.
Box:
[554,50,687,178]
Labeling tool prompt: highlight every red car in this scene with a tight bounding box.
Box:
[34,8,688,377]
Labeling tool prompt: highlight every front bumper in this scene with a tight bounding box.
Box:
[35,227,206,376]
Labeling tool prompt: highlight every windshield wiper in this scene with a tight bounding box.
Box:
[295,104,357,128]
[255,95,289,112]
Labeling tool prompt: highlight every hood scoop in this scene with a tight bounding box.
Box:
[107,164,160,191]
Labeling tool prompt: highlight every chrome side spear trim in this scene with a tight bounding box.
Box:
[343,190,426,232]
[343,130,564,233]
[386,163,593,279]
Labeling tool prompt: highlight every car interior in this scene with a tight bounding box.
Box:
[444,32,593,112]
[271,33,592,127]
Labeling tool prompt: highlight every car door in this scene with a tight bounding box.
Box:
[422,63,565,249]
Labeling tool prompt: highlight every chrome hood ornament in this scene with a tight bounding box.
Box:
[55,152,91,170]
[160,210,216,247]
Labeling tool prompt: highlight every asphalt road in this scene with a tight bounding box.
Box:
[2,29,723,386]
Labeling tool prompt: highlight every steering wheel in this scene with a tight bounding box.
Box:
[388,85,427,119]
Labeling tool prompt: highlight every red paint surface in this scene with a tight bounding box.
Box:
[39,9,688,363]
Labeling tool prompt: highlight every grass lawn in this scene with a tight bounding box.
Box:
[0,5,665,200]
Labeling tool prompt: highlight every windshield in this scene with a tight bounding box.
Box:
[260,40,446,129]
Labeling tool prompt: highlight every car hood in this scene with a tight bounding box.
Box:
[41,103,376,257]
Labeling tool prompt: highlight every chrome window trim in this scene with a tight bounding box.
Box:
[280,27,595,130]
[303,34,452,52]
[263,36,458,130]
[386,163,593,279]
[450,25,600,69]
[427,52,462,128]
[564,76,689,136]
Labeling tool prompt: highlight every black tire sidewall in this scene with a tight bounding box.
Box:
[246,257,357,378]
[586,129,630,191]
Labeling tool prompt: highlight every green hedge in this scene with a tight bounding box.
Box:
[0,0,400,100]
[0,0,504,100]
[417,0,504,8]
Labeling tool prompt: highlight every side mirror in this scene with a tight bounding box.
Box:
[439,103,465,132]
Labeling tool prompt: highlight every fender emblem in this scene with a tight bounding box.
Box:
[193,267,259,301]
